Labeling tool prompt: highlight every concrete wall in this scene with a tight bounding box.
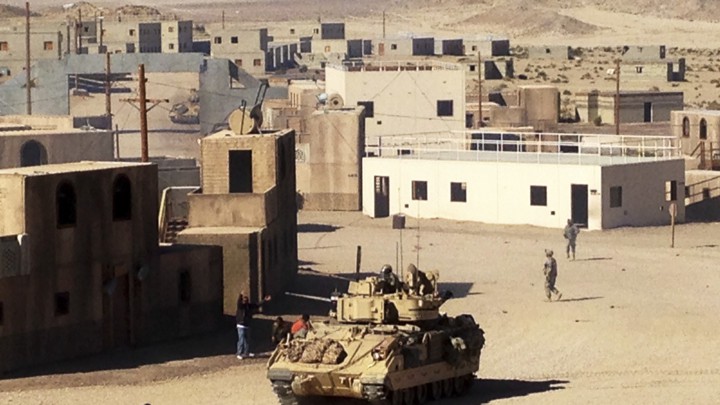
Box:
[437,39,464,56]
[310,39,347,55]
[576,92,683,124]
[299,107,365,210]
[463,39,510,56]
[519,86,559,132]
[0,129,114,169]
[0,162,158,373]
[138,22,162,53]
[325,63,466,141]
[528,46,571,60]
[362,156,684,230]
[0,30,62,80]
[140,244,224,343]
[671,110,720,156]
[601,159,685,228]
[621,45,666,62]
[160,21,193,53]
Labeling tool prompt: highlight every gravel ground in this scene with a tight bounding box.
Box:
[2,211,720,404]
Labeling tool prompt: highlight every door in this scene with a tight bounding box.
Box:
[102,269,130,349]
[643,102,652,123]
[374,176,390,218]
[229,150,253,193]
[571,184,588,227]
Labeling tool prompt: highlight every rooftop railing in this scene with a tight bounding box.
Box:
[365,130,681,166]
[328,60,462,72]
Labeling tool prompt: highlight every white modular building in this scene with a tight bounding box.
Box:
[363,131,684,230]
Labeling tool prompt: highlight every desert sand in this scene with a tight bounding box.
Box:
[2,210,720,404]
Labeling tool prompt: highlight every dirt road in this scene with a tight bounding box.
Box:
[2,211,720,404]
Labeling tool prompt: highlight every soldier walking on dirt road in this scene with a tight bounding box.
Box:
[564,219,580,260]
[543,250,562,302]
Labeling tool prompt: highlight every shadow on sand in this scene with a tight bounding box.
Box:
[297,223,342,233]
[558,296,603,303]
[573,257,612,261]
[284,377,568,404]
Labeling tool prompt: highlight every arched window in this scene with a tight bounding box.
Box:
[20,140,48,167]
[700,119,708,140]
[56,182,76,228]
[112,174,132,221]
[682,117,690,138]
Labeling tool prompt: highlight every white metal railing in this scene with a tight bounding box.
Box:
[365,130,681,165]
[329,60,462,72]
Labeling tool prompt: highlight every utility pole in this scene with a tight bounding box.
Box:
[615,59,621,135]
[77,9,82,54]
[105,52,112,129]
[382,11,386,39]
[25,2,31,115]
[221,10,225,29]
[477,52,482,128]
[120,64,168,163]
[138,64,148,162]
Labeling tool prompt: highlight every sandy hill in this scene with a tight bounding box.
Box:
[0,4,41,18]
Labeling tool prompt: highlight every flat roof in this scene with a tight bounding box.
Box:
[0,128,111,137]
[0,161,152,176]
[205,128,292,139]
[577,90,684,97]
[676,110,720,117]
[179,226,263,235]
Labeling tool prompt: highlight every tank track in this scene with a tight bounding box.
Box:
[271,380,314,405]
[366,374,474,405]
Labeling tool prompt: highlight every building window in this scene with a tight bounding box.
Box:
[253,59,262,66]
[290,28,295,34]
[214,36,222,44]
[83,26,89,33]
[666,180,677,201]
[472,45,477,51]
[113,174,132,221]
[469,64,476,72]
[313,28,319,34]
[450,182,467,202]
[391,43,397,50]
[56,182,77,227]
[610,186,623,208]
[231,36,238,44]
[682,117,690,137]
[412,181,428,201]
[129,29,135,36]
[20,140,48,167]
[635,66,643,73]
[703,188,711,200]
[168,43,175,50]
[700,118,707,140]
[357,101,374,118]
[168,26,175,33]
[324,45,331,52]
[235,59,243,66]
[43,41,54,51]
[530,186,547,206]
[0,41,8,51]
[179,270,191,303]
[55,292,70,316]
[437,100,454,117]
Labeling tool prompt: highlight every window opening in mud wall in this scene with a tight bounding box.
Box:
[113,174,132,221]
[56,181,77,227]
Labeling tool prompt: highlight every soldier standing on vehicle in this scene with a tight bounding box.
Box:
[379,264,400,293]
[564,219,580,260]
[543,250,562,302]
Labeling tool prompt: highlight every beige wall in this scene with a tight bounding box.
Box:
[0,130,114,169]
[519,86,559,132]
[671,110,720,156]
[325,63,465,141]
[601,160,685,228]
[0,162,159,373]
[577,92,683,124]
[299,107,364,210]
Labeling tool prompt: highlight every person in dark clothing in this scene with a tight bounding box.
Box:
[236,292,271,359]
[271,316,291,345]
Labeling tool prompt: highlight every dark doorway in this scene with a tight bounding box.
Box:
[229,150,253,193]
[102,270,129,350]
[571,184,588,227]
[643,102,652,123]
[20,140,48,167]
[374,176,390,218]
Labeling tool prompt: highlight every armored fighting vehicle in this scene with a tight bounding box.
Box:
[266,265,485,404]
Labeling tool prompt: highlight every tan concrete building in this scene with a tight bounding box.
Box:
[374,37,435,57]
[466,85,559,131]
[0,115,114,168]
[0,161,224,373]
[576,90,683,125]
[463,37,511,57]
[325,61,466,143]
[177,129,298,312]
[0,28,63,82]
[207,26,270,75]
[671,110,720,169]
[298,107,365,210]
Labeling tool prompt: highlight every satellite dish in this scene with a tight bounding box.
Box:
[326,93,344,109]
[228,108,255,135]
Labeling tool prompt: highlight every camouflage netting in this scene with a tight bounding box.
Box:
[285,339,347,365]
